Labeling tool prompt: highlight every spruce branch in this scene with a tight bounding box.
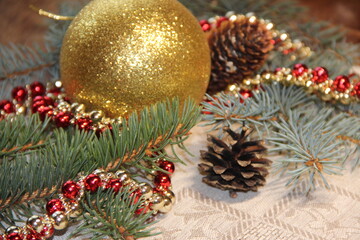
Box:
[0,44,55,84]
[269,110,346,193]
[0,114,50,159]
[202,83,311,134]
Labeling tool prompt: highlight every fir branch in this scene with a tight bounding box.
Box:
[0,44,55,84]
[0,98,200,225]
[0,115,50,159]
[202,83,311,134]
[71,188,156,240]
[269,110,346,193]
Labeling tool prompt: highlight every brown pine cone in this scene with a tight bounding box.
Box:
[207,16,274,94]
[199,127,272,198]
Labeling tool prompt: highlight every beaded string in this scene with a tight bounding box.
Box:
[0,158,176,240]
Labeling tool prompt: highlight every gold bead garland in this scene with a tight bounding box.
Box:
[228,65,360,105]
[0,167,176,239]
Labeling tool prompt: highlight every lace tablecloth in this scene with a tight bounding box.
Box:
[144,125,360,240]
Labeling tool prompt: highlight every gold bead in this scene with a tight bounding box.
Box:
[60,0,210,118]
[115,171,130,183]
[162,189,176,204]
[68,201,83,218]
[150,193,165,211]
[139,182,153,199]
[16,105,27,115]
[5,226,20,235]
[90,110,104,122]
[159,196,172,213]
[146,170,157,181]
[27,215,44,233]
[51,211,69,230]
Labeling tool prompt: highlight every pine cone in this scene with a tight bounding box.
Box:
[207,16,274,94]
[199,127,271,198]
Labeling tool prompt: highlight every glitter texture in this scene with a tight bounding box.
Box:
[60,0,211,118]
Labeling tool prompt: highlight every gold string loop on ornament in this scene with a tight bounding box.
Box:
[29,5,75,21]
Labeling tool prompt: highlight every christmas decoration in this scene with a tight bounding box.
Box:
[199,127,271,198]
[1,0,360,238]
[0,168,176,239]
[206,14,273,94]
[226,64,360,104]
[202,13,313,94]
[60,0,211,118]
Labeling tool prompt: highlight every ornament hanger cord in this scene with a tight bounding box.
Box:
[29,5,74,21]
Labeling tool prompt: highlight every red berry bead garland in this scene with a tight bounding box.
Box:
[29,82,46,98]
[11,87,28,102]
[311,67,328,83]
[332,75,350,93]
[46,199,65,215]
[62,181,81,199]
[292,63,308,77]
[0,168,177,239]
[84,174,102,192]
[0,100,15,114]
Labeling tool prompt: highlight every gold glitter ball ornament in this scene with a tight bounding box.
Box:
[60,0,211,118]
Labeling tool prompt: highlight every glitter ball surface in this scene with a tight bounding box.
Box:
[60,0,211,118]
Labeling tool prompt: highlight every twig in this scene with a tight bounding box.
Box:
[105,124,186,171]
[0,63,55,81]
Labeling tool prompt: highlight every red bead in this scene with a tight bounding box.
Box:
[5,233,23,240]
[38,225,54,238]
[84,174,102,192]
[154,172,171,189]
[135,204,150,215]
[25,233,41,240]
[274,67,282,74]
[333,75,350,92]
[46,199,65,215]
[48,87,61,96]
[292,64,308,77]
[199,20,211,32]
[158,160,175,174]
[75,117,93,131]
[33,96,54,105]
[106,178,122,193]
[311,67,329,83]
[32,96,54,113]
[216,16,229,28]
[37,106,53,121]
[0,100,15,114]
[11,86,28,102]
[130,189,142,204]
[239,90,253,103]
[30,82,45,98]
[54,112,73,128]
[352,82,360,98]
[62,180,81,199]
[201,98,216,115]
